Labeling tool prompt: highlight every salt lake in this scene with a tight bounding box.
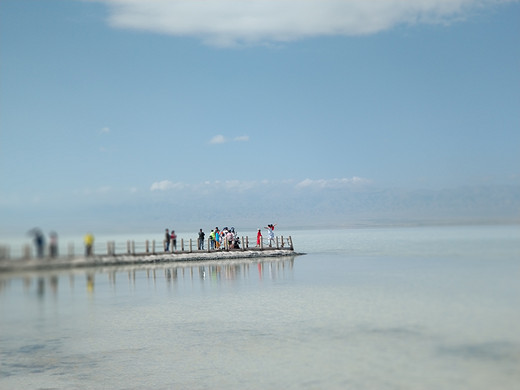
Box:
[1,225,519,389]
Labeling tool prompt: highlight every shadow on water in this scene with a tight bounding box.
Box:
[0,256,297,296]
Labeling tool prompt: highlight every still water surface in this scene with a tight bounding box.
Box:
[1,225,519,389]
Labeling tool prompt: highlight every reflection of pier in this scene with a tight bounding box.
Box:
[0,257,297,296]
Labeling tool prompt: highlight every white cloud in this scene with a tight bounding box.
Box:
[96,0,511,46]
[234,135,249,142]
[150,180,185,191]
[296,177,371,189]
[210,134,227,144]
[100,127,110,134]
[149,178,370,193]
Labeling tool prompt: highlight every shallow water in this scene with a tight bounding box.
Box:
[1,225,519,389]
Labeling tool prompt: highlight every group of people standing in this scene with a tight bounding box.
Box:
[28,229,94,258]
[29,228,59,258]
[208,227,240,250]
[164,224,277,252]
[164,229,177,252]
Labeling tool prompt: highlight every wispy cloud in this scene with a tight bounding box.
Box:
[97,0,512,47]
[296,177,372,189]
[150,177,370,193]
[100,126,110,134]
[210,135,227,144]
[210,134,250,144]
[151,179,262,192]
[150,180,185,191]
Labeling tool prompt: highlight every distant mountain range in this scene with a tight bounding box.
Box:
[2,184,518,235]
[134,184,520,231]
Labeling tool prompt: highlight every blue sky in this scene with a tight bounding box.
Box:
[1,0,519,235]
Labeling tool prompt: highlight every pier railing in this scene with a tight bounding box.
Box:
[0,235,294,261]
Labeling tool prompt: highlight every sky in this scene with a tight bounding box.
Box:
[1,0,519,236]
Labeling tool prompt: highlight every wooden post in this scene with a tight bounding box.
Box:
[207,237,211,253]
[189,239,192,253]
[127,240,131,254]
[145,240,149,253]
[289,236,294,250]
[281,236,284,248]
[0,246,9,260]
[275,236,279,249]
[260,237,263,250]
[181,239,184,252]
[152,240,156,254]
[23,245,31,259]
[241,236,245,251]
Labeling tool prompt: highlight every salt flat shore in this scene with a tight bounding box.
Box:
[0,248,303,273]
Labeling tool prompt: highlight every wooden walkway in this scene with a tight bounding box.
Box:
[0,236,301,273]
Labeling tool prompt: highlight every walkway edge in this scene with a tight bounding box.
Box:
[0,249,305,273]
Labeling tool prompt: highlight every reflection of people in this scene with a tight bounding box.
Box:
[84,233,94,257]
[256,229,262,247]
[198,229,205,250]
[49,232,58,258]
[87,273,94,293]
[37,277,45,297]
[164,229,170,252]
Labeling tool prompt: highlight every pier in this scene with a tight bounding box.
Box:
[0,235,300,272]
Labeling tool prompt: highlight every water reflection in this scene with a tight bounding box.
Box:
[0,257,296,296]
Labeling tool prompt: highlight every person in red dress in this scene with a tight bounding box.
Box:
[256,229,262,247]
